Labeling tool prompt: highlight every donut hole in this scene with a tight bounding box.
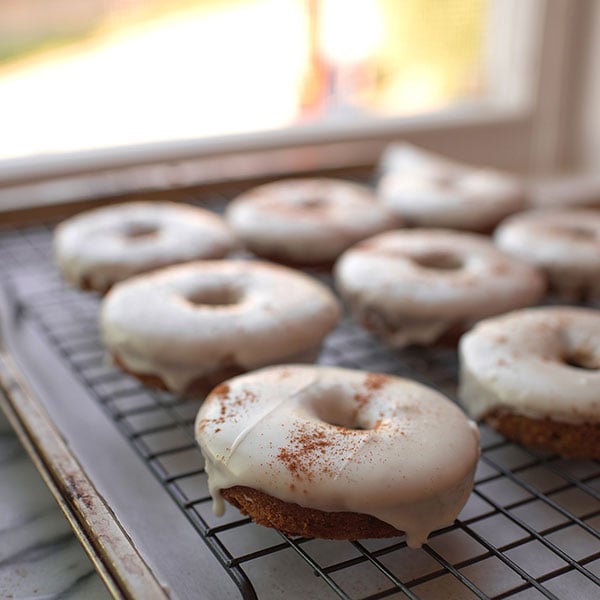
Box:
[309,389,367,431]
[318,410,365,431]
[298,197,326,209]
[561,225,596,240]
[184,286,242,307]
[562,349,599,370]
[123,223,160,239]
[412,251,464,271]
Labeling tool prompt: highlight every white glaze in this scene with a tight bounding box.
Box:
[195,365,480,548]
[377,143,524,230]
[334,229,546,347]
[494,209,600,300]
[100,261,341,393]
[54,201,237,292]
[226,178,401,264]
[378,142,463,178]
[459,306,600,425]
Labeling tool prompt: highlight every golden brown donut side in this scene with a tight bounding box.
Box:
[221,486,403,540]
[485,410,600,459]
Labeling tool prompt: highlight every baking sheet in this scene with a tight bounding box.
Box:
[0,198,599,599]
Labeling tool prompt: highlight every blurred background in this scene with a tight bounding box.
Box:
[0,0,487,160]
[0,0,599,207]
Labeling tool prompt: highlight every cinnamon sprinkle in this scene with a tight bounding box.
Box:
[213,383,230,398]
[277,421,365,481]
[364,372,389,391]
[205,384,258,428]
[278,425,332,481]
[354,372,389,408]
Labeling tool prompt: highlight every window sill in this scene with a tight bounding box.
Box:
[0,103,533,216]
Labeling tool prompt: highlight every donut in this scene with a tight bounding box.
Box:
[458,306,600,458]
[378,142,459,178]
[377,143,524,231]
[195,365,480,547]
[494,208,600,301]
[225,178,401,266]
[100,260,340,394]
[378,170,524,231]
[528,175,600,210]
[54,201,238,293]
[334,229,546,347]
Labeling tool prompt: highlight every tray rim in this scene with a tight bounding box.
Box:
[0,350,168,600]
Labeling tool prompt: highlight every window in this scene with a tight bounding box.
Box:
[0,0,585,203]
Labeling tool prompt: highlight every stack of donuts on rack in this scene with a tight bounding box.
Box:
[53,142,600,548]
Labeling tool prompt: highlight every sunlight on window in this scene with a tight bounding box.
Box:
[0,0,486,161]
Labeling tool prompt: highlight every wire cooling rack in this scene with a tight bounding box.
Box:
[0,193,599,600]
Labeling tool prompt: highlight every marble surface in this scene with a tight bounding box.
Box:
[0,411,110,600]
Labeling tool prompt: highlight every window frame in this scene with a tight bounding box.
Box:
[0,0,585,210]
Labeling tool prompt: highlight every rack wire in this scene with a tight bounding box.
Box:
[0,192,599,599]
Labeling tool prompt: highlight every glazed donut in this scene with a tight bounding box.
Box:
[527,175,600,210]
[459,306,600,458]
[494,208,600,301]
[377,144,524,231]
[378,142,460,179]
[100,260,340,394]
[225,178,401,266]
[334,229,546,347]
[196,365,480,547]
[54,201,238,293]
[378,170,525,231]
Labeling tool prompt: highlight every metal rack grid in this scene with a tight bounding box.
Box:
[0,194,599,600]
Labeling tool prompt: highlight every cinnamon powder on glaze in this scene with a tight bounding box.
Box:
[354,372,389,408]
[275,375,390,483]
[201,384,257,430]
[364,372,389,392]
[276,421,364,484]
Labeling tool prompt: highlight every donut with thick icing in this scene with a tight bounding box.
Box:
[54,201,238,293]
[494,208,600,301]
[334,229,546,347]
[378,170,524,231]
[458,306,600,458]
[225,178,401,266]
[195,365,480,547]
[377,144,524,231]
[100,261,341,394]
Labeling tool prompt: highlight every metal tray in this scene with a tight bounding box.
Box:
[0,189,599,600]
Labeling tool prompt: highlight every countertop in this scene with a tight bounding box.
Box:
[0,411,109,600]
